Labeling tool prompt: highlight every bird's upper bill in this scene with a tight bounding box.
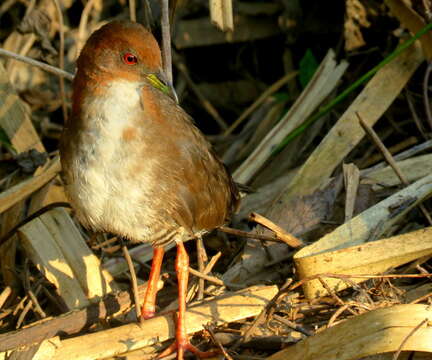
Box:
[76,21,162,83]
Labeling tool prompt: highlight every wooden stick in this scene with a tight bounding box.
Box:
[122,245,142,322]
[249,212,304,248]
[129,0,136,22]
[219,226,293,244]
[160,0,173,84]
[52,0,68,122]
[196,235,207,300]
[0,48,73,81]
[29,286,278,360]
[0,286,12,309]
[0,284,149,352]
[188,267,224,286]
[76,0,98,57]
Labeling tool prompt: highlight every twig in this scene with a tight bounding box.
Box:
[12,295,28,317]
[129,0,136,22]
[357,113,432,225]
[160,0,173,84]
[392,318,428,360]
[0,48,74,81]
[8,32,36,83]
[273,314,313,336]
[249,212,304,248]
[231,280,292,351]
[406,90,427,139]
[317,277,357,316]
[327,303,351,328]
[91,236,119,250]
[224,72,298,135]
[204,324,234,360]
[77,0,98,57]
[219,226,291,244]
[28,287,46,319]
[0,286,12,309]
[189,267,224,286]
[16,298,33,329]
[196,235,208,300]
[41,285,66,312]
[423,62,432,131]
[185,252,221,303]
[52,0,68,122]
[122,245,142,323]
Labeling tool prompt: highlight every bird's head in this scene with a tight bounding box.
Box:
[76,21,172,96]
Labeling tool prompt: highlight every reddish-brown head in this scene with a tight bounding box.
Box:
[76,21,162,83]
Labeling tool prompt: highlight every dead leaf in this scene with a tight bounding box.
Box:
[344,0,371,51]
[386,0,432,60]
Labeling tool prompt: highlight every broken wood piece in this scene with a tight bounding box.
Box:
[209,0,234,32]
[342,163,360,222]
[266,304,432,360]
[0,156,61,215]
[121,245,142,321]
[249,212,303,248]
[386,0,432,60]
[0,286,12,309]
[18,207,117,310]
[295,226,432,298]
[0,61,44,153]
[296,172,432,257]
[21,285,278,360]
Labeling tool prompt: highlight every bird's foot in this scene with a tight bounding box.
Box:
[157,339,218,360]
[141,309,177,322]
[141,308,156,320]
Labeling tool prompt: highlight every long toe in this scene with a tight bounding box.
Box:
[157,340,219,360]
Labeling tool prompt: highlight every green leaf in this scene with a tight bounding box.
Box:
[299,49,318,88]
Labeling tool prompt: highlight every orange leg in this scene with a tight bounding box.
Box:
[158,242,217,359]
[141,247,165,320]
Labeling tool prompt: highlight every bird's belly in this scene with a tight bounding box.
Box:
[67,144,160,242]
[65,110,169,241]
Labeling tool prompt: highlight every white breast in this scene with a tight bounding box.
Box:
[66,80,159,240]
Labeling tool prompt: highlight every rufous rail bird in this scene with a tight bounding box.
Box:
[60,20,239,359]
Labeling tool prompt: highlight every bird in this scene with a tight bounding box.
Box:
[60,20,239,359]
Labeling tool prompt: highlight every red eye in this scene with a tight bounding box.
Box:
[122,53,138,65]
